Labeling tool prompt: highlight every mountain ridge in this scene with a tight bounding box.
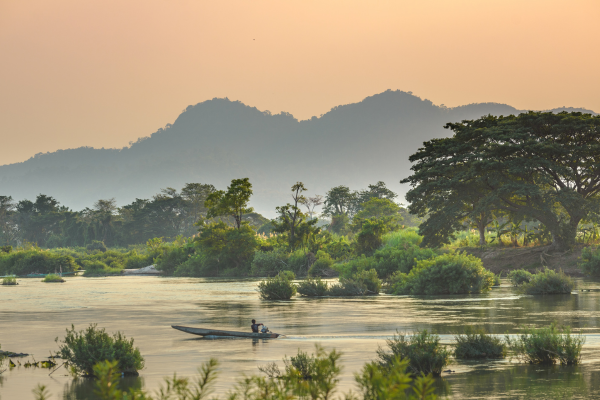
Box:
[1,90,596,217]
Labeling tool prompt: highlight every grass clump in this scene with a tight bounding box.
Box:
[257,271,297,300]
[454,327,506,359]
[296,277,329,297]
[507,269,533,286]
[506,323,584,365]
[388,252,495,295]
[43,273,65,283]
[376,330,451,376]
[517,269,574,295]
[2,276,17,285]
[55,324,145,376]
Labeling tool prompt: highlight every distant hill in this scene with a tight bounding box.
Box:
[0,90,596,216]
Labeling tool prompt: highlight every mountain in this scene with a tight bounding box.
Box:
[0,90,596,217]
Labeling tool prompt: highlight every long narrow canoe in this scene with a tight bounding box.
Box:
[172,325,280,339]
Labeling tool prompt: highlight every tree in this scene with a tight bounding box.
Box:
[205,178,254,229]
[93,198,117,243]
[358,181,397,203]
[272,182,319,248]
[322,186,357,218]
[402,111,600,251]
[181,183,216,229]
[0,196,16,245]
[300,195,324,220]
[353,198,403,225]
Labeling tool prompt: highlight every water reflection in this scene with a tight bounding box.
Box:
[62,376,143,400]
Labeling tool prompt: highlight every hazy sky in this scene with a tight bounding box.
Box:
[1,0,599,165]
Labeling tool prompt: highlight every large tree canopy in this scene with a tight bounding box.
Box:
[402,111,600,251]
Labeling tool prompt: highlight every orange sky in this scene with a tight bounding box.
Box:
[1,0,599,165]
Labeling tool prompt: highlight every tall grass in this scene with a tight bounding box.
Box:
[42,273,65,283]
[1,275,17,285]
[381,228,422,249]
[506,323,584,365]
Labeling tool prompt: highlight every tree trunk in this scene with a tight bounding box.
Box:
[549,218,581,252]
[478,224,486,245]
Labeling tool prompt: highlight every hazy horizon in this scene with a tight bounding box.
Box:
[2,0,599,165]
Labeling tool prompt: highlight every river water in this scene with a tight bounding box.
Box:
[2,276,600,399]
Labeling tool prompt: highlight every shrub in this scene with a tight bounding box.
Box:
[376,330,451,376]
[55,324,145,376]
[86,240,107,252]
[296,278,329,297]
[454,327,506,359]
[517,269,574,295]
[373,245,437,278]
[257,271,297,300]
[506,323,584,365]
[43,273,65,283]
[2,276,17,285]
[507,269,533,286]
[381,228,423,248]
[334,255,378,279]
[353,268,382,294]
[308,251,334,276]
[327,278,368,296]
[0,249,77,276]
[1,245,12,253]
[578,246,600,276]
[389,252,495,295]
[250,247,290,276]
[82,260,121,277]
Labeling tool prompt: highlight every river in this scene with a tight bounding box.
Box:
[2,276,600,399]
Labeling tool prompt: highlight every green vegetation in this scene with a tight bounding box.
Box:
[516,269,574,295]
[39,344,438,400]
[388,252,495,295]
[506,323,584,365]
[578,246,600,276]
[454,327,506,359]
[55,324,144,376]
[257,271,297,300]
[507,269,533,286]
[296,277,329,297]
[376,330,451,376]
[42,273,65,282]
[402,112,600,251]
[1,275,17,285]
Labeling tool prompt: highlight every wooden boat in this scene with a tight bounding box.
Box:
[172,325,281,339]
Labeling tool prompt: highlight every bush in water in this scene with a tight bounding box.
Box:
[55,324,145,376]
[0,249,77,276]
[506,323,584,365]
[42,273,65,283]
[454,327,506,359]
[296,277,329,297]
[308,250,333,276]
[257,271,297,300]
[81,260,121,277]
[507,269,533,286]
[2,275,17,285]
[44,344,439,400]
[327,269,382,296]
[517,269,574,295]
[377,330,451,376]
[578,246,600,276]
[388,252,495,295]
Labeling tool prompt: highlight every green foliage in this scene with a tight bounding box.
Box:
[334,255,378,279]
[257,271,297,300]
[506,323,585,365]
[517,269,574,295]
[578,246,600,276]
[87,240,107,252]
[1,275,17,285]
[377,330,451,376]
[42,273,65,282]
[389,252,494,295]
[82,260,121,276]
[296,277,329,297]
[507,269,533,286]
[353,268,382,294]
[205,178,254,229]
[373,245,437,278]
[1,245,12,253]
[354,217,398,256]
[328,269,381,296]
[0,248,77,276]
[402,111,600,251]
[308,250,334,276]
[55,324,145,376]
[453,327,506,359]
[250,247,290,276]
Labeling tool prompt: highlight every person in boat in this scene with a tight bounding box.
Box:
[251,319,264,333]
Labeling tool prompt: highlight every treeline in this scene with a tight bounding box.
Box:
[0,183,268,248]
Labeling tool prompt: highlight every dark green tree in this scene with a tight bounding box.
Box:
[205,178,254,229]
[272,182,319,248]
[402,111,600,250]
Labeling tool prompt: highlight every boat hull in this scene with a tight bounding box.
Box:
[172,325,280,339]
